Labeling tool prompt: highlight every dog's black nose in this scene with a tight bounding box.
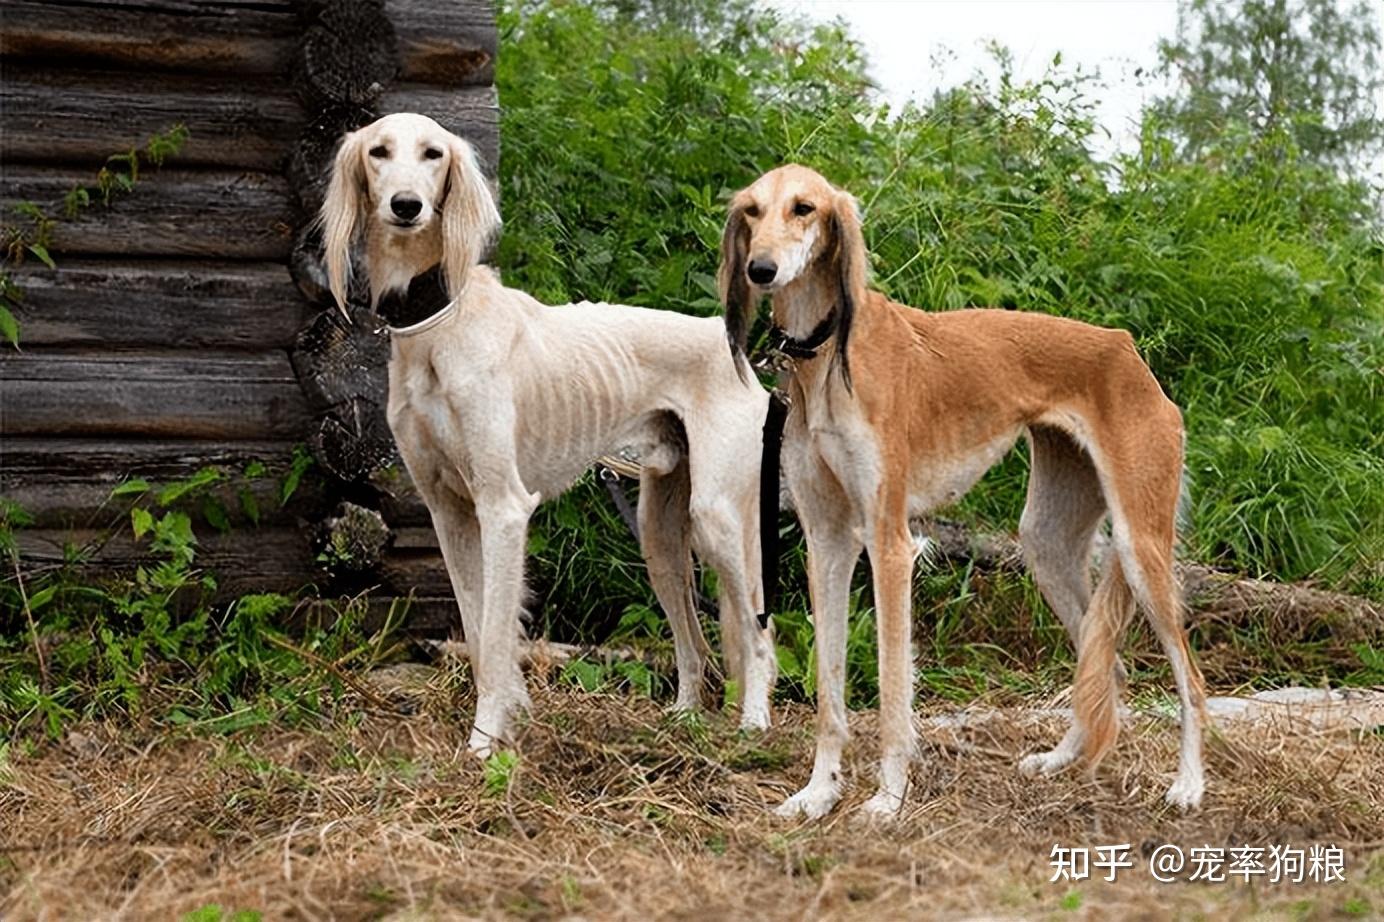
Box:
[390,194,423,221]
[747,259,778,285]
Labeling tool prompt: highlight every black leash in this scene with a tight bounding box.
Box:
[597,464,640,541]
[757,391,789,630]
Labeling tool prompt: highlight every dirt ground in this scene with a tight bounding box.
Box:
[2,669,1381,921]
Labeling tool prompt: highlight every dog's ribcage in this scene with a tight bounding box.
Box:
[389,287,731,503]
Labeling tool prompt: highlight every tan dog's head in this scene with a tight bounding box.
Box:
[718,164,867,387]
[319,113,501,313]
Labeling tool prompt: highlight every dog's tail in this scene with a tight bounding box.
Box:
[757,393,789,626]
[1072,555,1136,769]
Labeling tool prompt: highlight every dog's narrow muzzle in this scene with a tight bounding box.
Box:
[747,258,778,285]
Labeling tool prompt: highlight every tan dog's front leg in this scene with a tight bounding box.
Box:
[775,516,861,818]
[858,500,917,820]
[468,485,539,757]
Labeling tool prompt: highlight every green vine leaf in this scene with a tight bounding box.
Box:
[27,244,55,270]
[0,304,19,347]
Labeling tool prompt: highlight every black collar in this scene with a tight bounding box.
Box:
[770,308,837,359]
[375,265,451,330]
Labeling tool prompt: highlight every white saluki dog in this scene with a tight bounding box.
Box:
[320,113,776,755]
[718,165,1207,819]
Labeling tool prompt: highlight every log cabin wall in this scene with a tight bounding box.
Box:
[1,0,498,626]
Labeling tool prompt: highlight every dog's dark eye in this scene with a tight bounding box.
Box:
[743,204,760,218]
[423,148,444,160]
[369,145,389,159]
[793,201,815,217]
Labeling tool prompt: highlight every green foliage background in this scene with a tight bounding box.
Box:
[500,0,1384,643]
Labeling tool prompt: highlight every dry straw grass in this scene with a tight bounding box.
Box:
[2,667,1381,920]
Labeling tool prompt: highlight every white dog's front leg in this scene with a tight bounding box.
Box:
[469,487,539,757]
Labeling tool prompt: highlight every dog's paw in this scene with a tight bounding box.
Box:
[739,705,771,732]
[1019,749,1075,778]
[775,783,841,820]
[1163,773,1204,811]
[855,788,905,823]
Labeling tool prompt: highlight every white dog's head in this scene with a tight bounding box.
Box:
[319,113,501,313]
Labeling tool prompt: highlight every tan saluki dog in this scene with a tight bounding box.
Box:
[320,113,777,755]
[719,165,1207,819]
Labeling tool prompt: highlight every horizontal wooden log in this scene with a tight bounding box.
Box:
[1,68,303,170]
[0,0,496,85]
[4,260,310,349]
[0,351,312,439]
[0,438,327,529]
[15,525,321,598]
[0,167,297,259]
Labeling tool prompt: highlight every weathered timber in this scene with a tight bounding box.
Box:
[4,260,309,349]
[0,68,303,170]
[0,0,495,85]
[0,167,297,259]
[0,351,312,439]
[0,439,327,529]
[16,526,321,597]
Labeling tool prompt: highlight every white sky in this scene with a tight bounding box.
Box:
[763,1,1204,160]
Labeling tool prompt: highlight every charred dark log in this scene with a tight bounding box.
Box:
[290,307,389,410]
[294,0,398,108]
[310,397,398,484]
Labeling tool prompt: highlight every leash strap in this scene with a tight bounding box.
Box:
[597,464,641,542]
[757,390,790,630]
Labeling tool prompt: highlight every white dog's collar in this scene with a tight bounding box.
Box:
[386,297,459,337]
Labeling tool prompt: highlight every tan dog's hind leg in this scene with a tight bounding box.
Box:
[639,456,710,712]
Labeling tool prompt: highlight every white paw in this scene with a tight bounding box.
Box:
[739,704,772,731]
[467,730,497,760]
[469,693,519,757]
[856,788,905,822]
[774,782,841,820]
[1164,773,1204,810]
[1019,749,1075,778]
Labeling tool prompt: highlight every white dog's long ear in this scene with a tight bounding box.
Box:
[440,134,501,301]
[717,193,753,382]
[319,129,367,315]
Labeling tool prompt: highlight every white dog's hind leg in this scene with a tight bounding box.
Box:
[469,486,539,758]
[693,496,776,730]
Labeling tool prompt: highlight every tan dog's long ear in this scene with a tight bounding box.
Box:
[319,129,367,316]
[830,189,868,391]
[717,197,753,381]
[440,134,502,302]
